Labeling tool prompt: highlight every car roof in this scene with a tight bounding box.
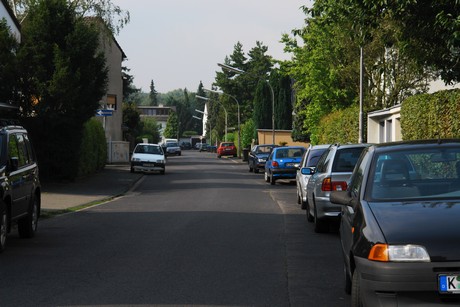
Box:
[372,139,460,153]
[137,143,160,147]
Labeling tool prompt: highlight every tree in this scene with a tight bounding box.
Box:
[18,0,108,179]
[253,80,272,130]
[163,111,179,139]
[122,66,140,101]
[7,0,129,35]
[0,19,19,109]
[149,80,158,105]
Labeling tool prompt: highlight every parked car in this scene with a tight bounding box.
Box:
[305,143,369,233]
[0,124,41,252]
[130,143,166,174]
[165,142,181,156]
[248,144,278,173]
[180,141,192,150]
[296,144,329,209]
[197,143,209,152]
[331,140,460,306]
[217,142,237,158]
[264,146,306,185]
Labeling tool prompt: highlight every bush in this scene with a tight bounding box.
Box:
[241,118,256,148]
[317,104,359,144]
[78,118,107,177]
[401,89,460,140]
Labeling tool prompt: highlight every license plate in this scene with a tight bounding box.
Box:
[286,163,295,167]
[143,163,155,167]
[439,275,460,293]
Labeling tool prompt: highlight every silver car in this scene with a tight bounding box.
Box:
[296,144,329,209]
[305,143,370,233]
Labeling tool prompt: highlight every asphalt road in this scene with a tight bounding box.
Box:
[0,150,350,307]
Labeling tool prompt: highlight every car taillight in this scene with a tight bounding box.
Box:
[272,161,279,167]
[321,177,347,191]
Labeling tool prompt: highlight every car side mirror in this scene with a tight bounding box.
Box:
[330,190,353,207]
[301,167,314,175]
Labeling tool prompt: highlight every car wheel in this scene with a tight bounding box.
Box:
[217,155,221,158]
[313,199,328,233]
[0,203,7,253]
[264,171,270,182]
[306,200,314,222]
[18,195,39,238]
[160,169,165,175]
[254,168,259,174]
[344,263,352,294]
[270,172,276,185]
[351,270,363,307]
[248,162,253,172]
[130,166,135,173]
[297,187,301,204]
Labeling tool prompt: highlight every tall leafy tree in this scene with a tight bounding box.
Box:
[122,65,139,102]
[163,111,179,139]
[0,19,19,108]
[18,0,108,179]
[253,80,272,130]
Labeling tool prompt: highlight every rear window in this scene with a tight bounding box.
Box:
[221,143,234,147]
[332,147,366,172]
[306,148,328,167]
[276,148,305,159]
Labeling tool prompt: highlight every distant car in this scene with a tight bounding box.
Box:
[248,144,278,173]
[296,144,329,209]
[165,142,181,156]
[180,141,192,150]
[198,143,209,152]
[264,146,306,185]
[331,140,460,306]
[305,143,369,232]
[217,142,237,158]
[130,143,166,174]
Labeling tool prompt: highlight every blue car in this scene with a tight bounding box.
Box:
[264,146,306,185]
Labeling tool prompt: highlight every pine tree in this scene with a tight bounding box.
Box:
[149,80,158,106]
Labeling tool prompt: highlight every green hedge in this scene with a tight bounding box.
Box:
[316,104,359,144]
[401,89,460,140]
[78,118,107,177]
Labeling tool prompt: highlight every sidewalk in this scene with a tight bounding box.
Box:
[41,164,143,211]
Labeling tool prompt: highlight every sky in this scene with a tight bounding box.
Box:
[111,0,311,94]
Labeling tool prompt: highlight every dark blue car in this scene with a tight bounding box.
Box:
[264,146,306,185]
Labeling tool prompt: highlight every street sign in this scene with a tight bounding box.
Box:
[96,109,113,117]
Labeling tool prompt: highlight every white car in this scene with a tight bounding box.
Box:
[130,143,166,174]
[296,144,329,209]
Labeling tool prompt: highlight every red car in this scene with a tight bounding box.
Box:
[217,142,237,158]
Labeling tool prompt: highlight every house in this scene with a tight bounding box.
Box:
[90,19,129,163]
[257,129,308,147]
[0,0,20,113]
[367,80,460,144]
[138,105,177,137]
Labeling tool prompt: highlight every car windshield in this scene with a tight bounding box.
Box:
[135,145,161,155]
[167,142,178,147]
[369,146,460,200]
[256,146,273,154]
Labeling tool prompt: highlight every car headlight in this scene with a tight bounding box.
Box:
[157,159,165,164]
[368,244,430,262]
[132,157,140,162]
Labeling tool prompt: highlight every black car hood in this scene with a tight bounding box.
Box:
[368,201,460,261]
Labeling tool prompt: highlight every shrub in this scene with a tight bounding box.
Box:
[78,118,107,177]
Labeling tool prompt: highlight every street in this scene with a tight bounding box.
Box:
[0,150,349,307]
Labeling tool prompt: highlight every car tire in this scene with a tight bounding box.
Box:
[313,200,328,233]
[254,168,259,174]
[297,188,301,204]
[217,155,221,158]
[306,200,314,222]
[0,203,7,253]
[351,270,363,307]
[160,169,165,175]
[130,166,135,173]
[248,163,253,172]
[270,173,276,185]
[264,171,270,182]
[344,263,352,294]
[18,195,39,238]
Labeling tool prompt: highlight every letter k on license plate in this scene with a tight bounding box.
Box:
[439,275,460,293]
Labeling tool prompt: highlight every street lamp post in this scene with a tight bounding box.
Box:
[204,88,241,158]
[196,95,228,142]
[217,63,276,145]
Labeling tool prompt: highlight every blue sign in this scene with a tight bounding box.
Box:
[96,109,113,117]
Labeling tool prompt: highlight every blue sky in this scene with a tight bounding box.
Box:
[111,0,311,93]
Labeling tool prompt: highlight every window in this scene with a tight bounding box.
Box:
[107,94,117,110]
[8,134,29,168]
